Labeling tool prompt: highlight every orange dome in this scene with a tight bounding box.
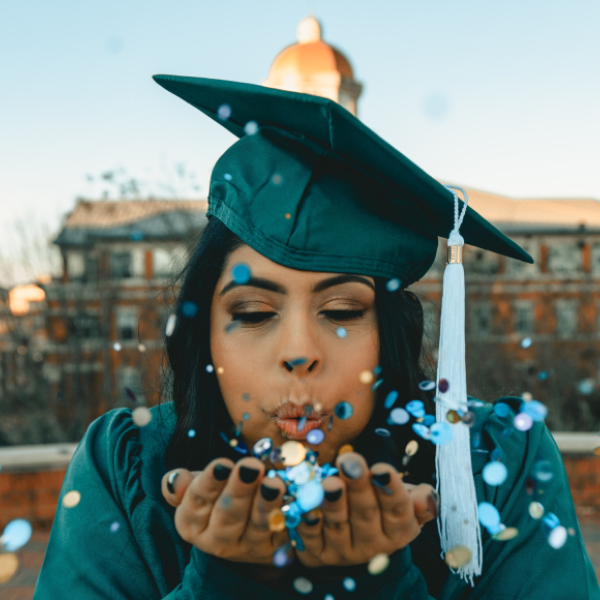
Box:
[266,16,354,82]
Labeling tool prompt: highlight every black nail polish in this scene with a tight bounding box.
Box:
[325,489,342,502]
[340,459,363,480]
[239,466,260,484]
[260,484,280,501]
[370,477,393,496]
[302,515,320,526]
[213,464,232,481]
[167,471,178,494]
[371,472,391,486]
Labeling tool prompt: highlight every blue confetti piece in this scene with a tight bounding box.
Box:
[494,403,511,418]
[412,423,431,440]
[482,461,508,486]
[430,422,453,445]
[384,391,398,409]
[335,401,353,420]
[232,263,251,284]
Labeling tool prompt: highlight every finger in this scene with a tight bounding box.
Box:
[208,457,265,539]
[369,463,421,541]
[408,484,438,526]
[244,477,286,543]
[337,453,383,547]
[319,474,350,554]
[162,469,198,507]
[175,459,234,534]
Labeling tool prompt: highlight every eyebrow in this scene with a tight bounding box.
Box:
[219,273,375,297]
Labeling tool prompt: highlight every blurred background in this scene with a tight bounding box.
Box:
[1,0,599,595]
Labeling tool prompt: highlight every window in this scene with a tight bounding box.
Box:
[547,243,582,274]
[591,245,600,275]
[84,255,98,283]
[153,245,187,278]
[118,366,145,403]
[67,252,85,280]
[111,252,132,278]
[463,246,500,275]
[71,314,100,338]
[469,302,492,337]
[514,302,535,336]
[555,300,578,336]
[116,308,138,340]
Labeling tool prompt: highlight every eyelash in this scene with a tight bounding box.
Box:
[231,309,365,324]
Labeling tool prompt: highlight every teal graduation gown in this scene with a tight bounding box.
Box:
[33,398,600,599]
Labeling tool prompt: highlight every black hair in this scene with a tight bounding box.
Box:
[163,217,436,483]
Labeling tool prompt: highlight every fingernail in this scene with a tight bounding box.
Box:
[324,489,342,502]
[167,471,178,494]
[432,489,439,504]
[371,472,391,486]
[370,477,393,496]
[260,484,280,501]
[213,464,232,481]
[427,494,439,518]
[302,515,320,526]
[340,459,363,480]
[239,466,260,484]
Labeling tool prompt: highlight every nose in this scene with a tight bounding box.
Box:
[278,316,322,378]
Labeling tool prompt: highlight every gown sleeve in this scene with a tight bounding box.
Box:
[440,397,600,600]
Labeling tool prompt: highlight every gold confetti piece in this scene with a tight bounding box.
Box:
[62,490,81,508]
[521,392,533,401]
[593,447,600,456]
[528,501,544,519]
[405,440,419,456]
[285,213,292,219]
[229,439,238,448]
[492,527,519,541]
[446,410,460,424]
[217,367,225,375]
[367,553,390,575]
[132,406,152,427]
[280,441,306,466]
[444,545,472,569]
[359,370,374,384]
[268,508,286,532]
[138,343,146,352]
[0,553,19,584]
[338,444,354,455]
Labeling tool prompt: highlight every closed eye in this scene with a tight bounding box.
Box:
[322,310,365,322]
[231,312,276,324]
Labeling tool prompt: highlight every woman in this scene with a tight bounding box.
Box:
[33,77,599,599]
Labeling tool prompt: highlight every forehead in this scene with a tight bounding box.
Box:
[222,244,375,288]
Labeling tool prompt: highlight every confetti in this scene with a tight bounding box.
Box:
[296,481,325,512]
[113,342,122,351]
[280,441,306,466]
[133,406,152,427]
[444,545,472,568]
[548,525,568,549]
[293,577,313,594]
[306,429,325,445]
[389,407,410,425]
[375,427,391,437]
[533,459,554,482]
[412,423,431,440]
[438,379,449,393]
[386,278,401,292]
[482,462,508,486]
[272,173,283,185]
[232,263,251,284]
[418,380,436,392]
[206,364,214,373]
[244,120,258,135]
[285,212,291,219]
[62,490,81,508]
[578,379,595,395]
[368,553,390,575]
[405,440,419,456]
[494,403,510,418]
[406,400,425,418]
[446,410,460,424]
[217,103,232,120]
[165,314,177,337]
[492,527,519,541]
[273,544,292,567]
[242,393,251,401]
[125,387,137,404]
[1,519,32,552]
[187,429,196,438]
[513,412,533,431]
[343,577,356,591]
[110,521,120,532]
[359,370,374,384]
[336,327,347,338]
[478,502,501,533]
[384,390,398,409]
[334,401,353,420]
[372,379,384,391]
[138,343,146,352]
[521,337,532,349]
[217,367,224,374]
[339,444,354,455]
[529,501,544,519]
[224,173,233,181]
[521,391,533,401]
[181,300,198,318]
[522,400,547,422]
[268,509,286,532]
[0,553,19,584]
[430,422,453,445]
[461,411,475,426]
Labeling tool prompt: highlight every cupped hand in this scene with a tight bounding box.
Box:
[161,457,289,564]
[295,452,438,567]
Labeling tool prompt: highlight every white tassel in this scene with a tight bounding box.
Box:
[435,186,483,585]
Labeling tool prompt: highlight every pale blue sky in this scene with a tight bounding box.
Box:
[1,0,599,282]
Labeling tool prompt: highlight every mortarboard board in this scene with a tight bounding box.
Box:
[153,74,534,584]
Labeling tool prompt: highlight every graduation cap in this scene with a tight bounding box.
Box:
[153,74,533,583]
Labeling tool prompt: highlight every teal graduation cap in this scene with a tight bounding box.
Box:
[153,74,534,583]
[153,75,532,287]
